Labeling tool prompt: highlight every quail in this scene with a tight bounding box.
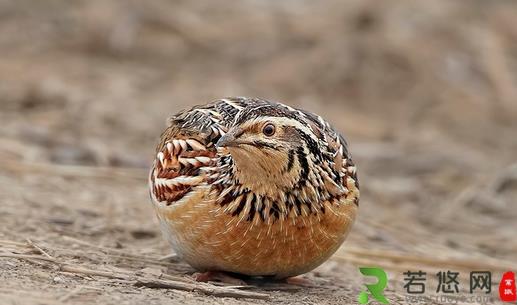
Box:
[149,97,359,280]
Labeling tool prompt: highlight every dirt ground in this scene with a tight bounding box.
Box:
[1,1,516,304]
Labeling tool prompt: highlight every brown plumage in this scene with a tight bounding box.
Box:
[149,97,359,279]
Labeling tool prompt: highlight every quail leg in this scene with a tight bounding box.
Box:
[193,271,247,285]
[285,276,313,286]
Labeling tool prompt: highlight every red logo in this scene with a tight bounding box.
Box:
[499,271,516,302]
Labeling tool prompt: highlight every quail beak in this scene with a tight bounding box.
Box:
[216,128,245,149]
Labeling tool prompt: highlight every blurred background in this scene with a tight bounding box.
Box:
[1,1,516,304]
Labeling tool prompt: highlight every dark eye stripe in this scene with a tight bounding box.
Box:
[252,140,278,149]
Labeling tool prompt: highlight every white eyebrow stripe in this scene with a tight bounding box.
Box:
[242,116,320,144]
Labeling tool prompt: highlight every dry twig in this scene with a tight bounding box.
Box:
[134,278,269,299]
[62,236,173,266]
[0,251,269,300]
[26,238,54,259]
[0,253,59,263]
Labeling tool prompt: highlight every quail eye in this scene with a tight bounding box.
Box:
[262,123,276,136]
